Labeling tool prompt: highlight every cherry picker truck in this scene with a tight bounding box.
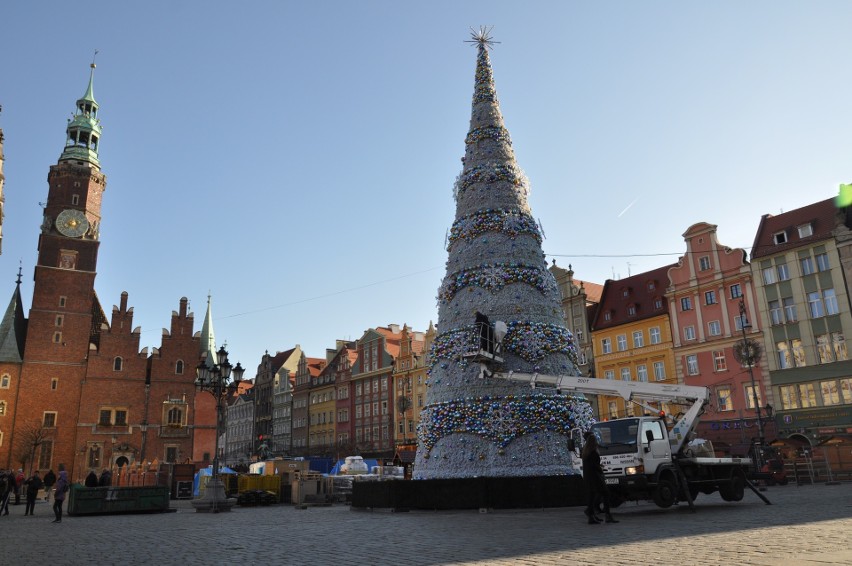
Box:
[469,326,771,510]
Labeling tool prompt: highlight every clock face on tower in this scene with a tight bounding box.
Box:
[55,209,90,238]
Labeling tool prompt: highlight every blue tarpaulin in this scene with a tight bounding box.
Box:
[192,465,238,496]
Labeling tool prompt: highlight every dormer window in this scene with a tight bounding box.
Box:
[798,223,813,238]
[622,288,630,298]
[773,231,788,245]
[604,311,612,321]
[627,305,637,316]
[647,281,656,291]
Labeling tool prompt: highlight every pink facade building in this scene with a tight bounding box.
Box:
[667,222,774,454]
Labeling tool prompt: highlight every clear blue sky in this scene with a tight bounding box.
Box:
[3,1,852,371]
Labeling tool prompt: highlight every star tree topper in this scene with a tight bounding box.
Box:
[465,26,500,49]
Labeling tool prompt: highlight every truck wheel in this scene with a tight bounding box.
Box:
[719,474,745,502]
[653,478,677,508]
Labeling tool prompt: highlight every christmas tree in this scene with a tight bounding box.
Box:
[414,29,594,479]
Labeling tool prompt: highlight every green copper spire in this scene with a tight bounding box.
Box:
[199,293,218,368]
[59,59,102,167]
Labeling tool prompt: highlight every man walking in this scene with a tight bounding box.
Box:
[43,469,56,502]
[24,471,44,516]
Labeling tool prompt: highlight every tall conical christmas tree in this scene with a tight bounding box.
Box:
[414,29,593,479]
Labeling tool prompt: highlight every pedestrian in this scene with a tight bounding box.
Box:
[43,469,56,502]
[14,469,24,505]
[84,470,98,487]
[24,471,44,516]
[0,470,10,515]
[98,468,112,487]
[582,432,618,524]
[52,464,68,523]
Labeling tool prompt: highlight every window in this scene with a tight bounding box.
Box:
[0,401,6,416]
[627,305,636,316]
[175,360,184,374]
[713,350,727,372]
[773,231,787,245]
[762,267,777,285]
[166,446,178,463]
[828,332,848,362]
[801,256,815,275]
[705,290,717,305]
[115,410,127,426]
[381,401,388,415]
[649,327,661,344]
[684,326,696,341]
[816,252,830,272]
[607,401,618,419]
[842,378,852,403]
[699,256,711,271]
[53,332,62,344]
[769,300,783,325]
[798,383,817,408]
[783,297,797,323]
[744,384,762,409]
[808,292,824,318]
[778,340,806,369]
[601,338,612,354]
[636,364,648,382]
[653,362,666,381]
[820,380,841,406]
[355,383,362,396]
[708,321,721,336]
[686,355,699,375]
[654,298,663,310]
[39,440,53,469]
[632,331,644,348]
[59,296,67,307]
[372,402,379,416]
[71,194,80,205]
[87,444,101,468]
[620,367,631,381]
[165,404,185,427]
[798,223,813,238]
[0,374,9,389]
[372,379,379,393]
[776,263,790,281]
[817,334,833,364]
[734,315,746,332]
[681,297,693,311]
[604,312,611,321]
[355,405,362,419]
[716,386,733,411]
[730,284,742,299]
[113,357,123,371]
[43,412,57,428]
[55,315,63,327]
[616,335,627,351]
[824,289,839,315]
[418,394,423,407]
[604,370,615,380]
[99,409,112,426]
[779,385,798,409]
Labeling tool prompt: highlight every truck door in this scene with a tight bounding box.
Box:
[641,419,670,474]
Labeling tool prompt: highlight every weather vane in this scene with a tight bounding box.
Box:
[465,26,499,50]
[91,49,99,69]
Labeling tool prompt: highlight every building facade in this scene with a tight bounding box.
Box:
[592,265,678,420]
[667,222,774,454]
[751,198,852,451]
[391,324,430,467]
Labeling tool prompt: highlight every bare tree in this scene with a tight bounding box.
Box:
[13,421,53,475]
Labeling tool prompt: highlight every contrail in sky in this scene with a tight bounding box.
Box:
[617,197,640,218]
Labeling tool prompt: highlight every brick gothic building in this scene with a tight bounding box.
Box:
[0,66,215,480]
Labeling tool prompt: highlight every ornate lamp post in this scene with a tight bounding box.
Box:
[191,345,245,513]
[733,299,766,467]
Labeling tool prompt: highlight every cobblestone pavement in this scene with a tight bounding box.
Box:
[1,483,849,565]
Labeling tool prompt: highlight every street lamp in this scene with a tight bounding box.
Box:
[734,299,766,465]
[191,345,245,513]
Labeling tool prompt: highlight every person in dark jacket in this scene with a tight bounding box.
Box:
[43,469,56,502]
[14,469,24,505]
[84,470,98,487]
[52,465,69,523]
[0,470,11,515]
[582,433,618,524]
[98,469,112,487]
[24,471,44,516]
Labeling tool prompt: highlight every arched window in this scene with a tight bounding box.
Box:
[0,401,6,416]
[175,360,184,374]
[113,357,123,371]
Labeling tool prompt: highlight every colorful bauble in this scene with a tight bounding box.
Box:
[438,263,557,303]
[466,126,511,146]
[417,393,594,452]
[448,209,541,249]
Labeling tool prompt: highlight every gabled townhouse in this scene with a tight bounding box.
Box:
[667,223,773,454]
[271,367,293,456]
[391,324,432,469]
[351,325,402,461]
[254,347,301,456]
[224,387,254,467]
[591,264,678,420]
[549,261,603,378]
[290,352,325,457]
[329,341,357,457]
[751,197,852,454]
[308,350,339,458]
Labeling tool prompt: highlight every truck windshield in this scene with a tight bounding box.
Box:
[591,419,639,455]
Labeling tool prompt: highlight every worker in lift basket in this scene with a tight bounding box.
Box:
[582,432,619,525]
